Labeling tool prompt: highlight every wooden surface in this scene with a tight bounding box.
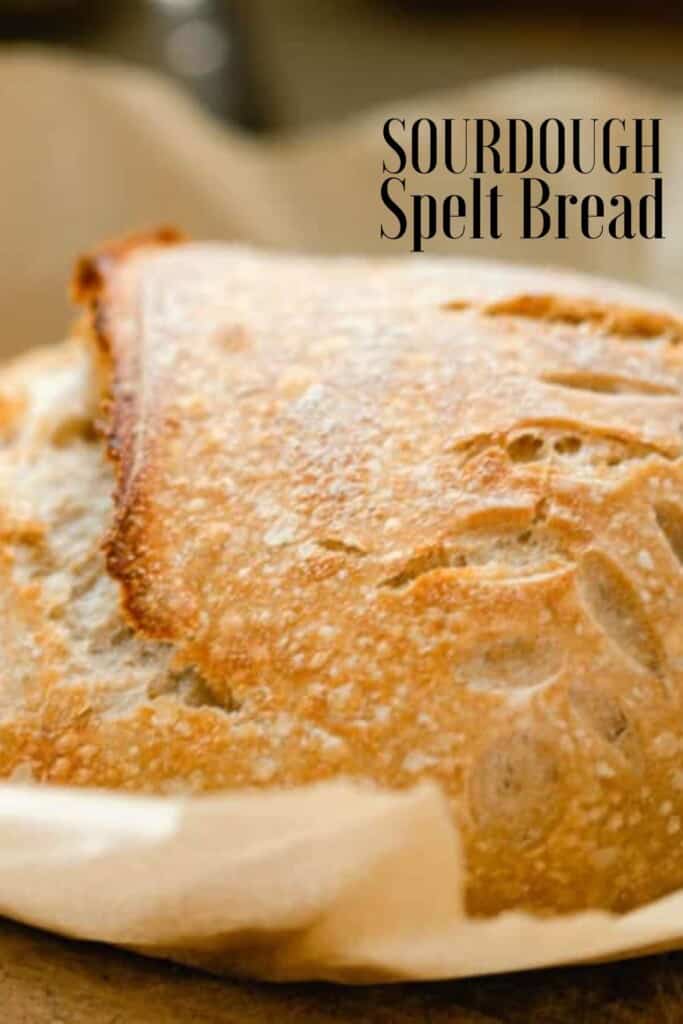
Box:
[3,917,683,1023]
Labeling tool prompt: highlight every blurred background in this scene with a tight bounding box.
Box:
[2,0,683,131]
[0,1,681,355]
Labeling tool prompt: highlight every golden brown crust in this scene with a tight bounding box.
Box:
[71,227,183,307]
[6,244,683,920]
[79,241,683,673]
[64,238,683,916]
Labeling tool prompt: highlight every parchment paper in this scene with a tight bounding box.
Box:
[2,779,683,983]
[2,46,683,983]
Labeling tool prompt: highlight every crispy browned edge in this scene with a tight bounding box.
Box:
[72,227,185,640]
[71,226,183,306]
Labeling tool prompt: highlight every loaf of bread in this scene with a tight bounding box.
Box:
[3,230,683,919]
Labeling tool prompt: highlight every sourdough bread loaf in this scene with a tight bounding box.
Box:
[3,232,683,917]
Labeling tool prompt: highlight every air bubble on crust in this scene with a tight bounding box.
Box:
[479,293,683,344]
[148,666,239,713]
[541,371,677,397]
[379,521,567,590]
[554,435,582,455]
[569,684,643,772]
[457,637,562,693]
[379,545,448,589]
[507,433,544,463]
[654,501,683,566]
[577,550,661,676]
[456,427,669,473]
[317,537,366,556]
[469,732,562,846]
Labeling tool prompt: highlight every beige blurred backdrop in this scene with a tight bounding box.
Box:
[2,47,681,359]
[1,2,682,358]
[235,0,683,130]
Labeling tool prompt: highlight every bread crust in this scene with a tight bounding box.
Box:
[5,240,683,918]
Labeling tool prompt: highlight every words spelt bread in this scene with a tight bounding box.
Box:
[3,231,683,918]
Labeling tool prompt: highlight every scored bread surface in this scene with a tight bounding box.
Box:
[3,235,683,918]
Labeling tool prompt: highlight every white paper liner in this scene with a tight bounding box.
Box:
[0,779,682,983]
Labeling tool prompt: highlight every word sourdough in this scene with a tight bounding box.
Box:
[380,117,663,251]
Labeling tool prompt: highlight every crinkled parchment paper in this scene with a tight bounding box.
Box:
[1,48,683,983]
[1,780,683,982]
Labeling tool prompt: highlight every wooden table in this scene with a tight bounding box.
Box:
[2,916,683,1023]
